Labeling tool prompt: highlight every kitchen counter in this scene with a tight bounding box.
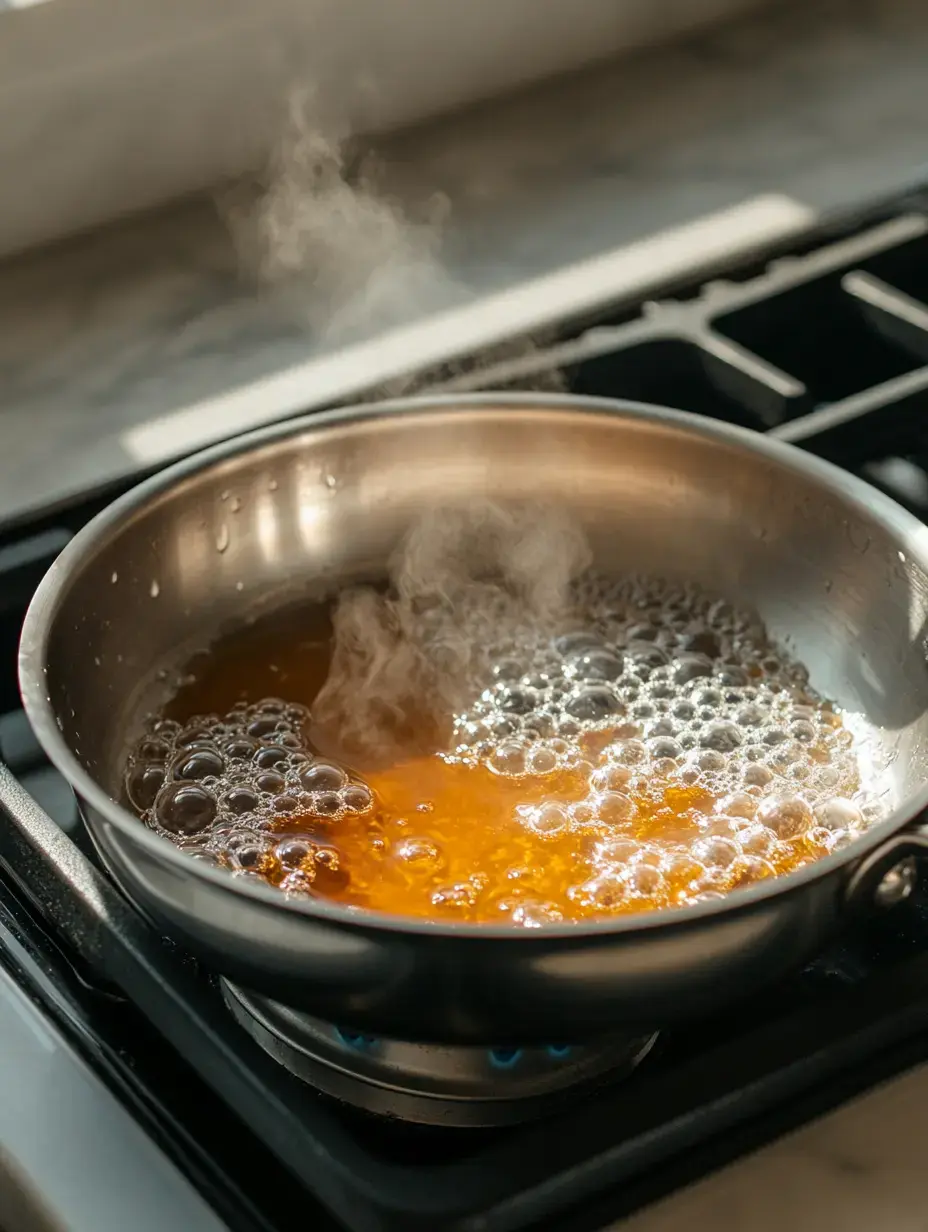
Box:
[615,1063,928,1231]
[1,0,928,525]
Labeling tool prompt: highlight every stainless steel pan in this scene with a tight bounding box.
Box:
[19,395,928,1043]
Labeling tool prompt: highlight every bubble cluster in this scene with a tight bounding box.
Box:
[124,699,373,895]
[124,576,885,925]
[429,574,881,916]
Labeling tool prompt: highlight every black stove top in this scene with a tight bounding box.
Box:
[6,188,928,1232]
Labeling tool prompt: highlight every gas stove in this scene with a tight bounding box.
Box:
[7,187,928,1232]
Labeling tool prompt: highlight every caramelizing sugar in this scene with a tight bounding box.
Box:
[124,578,880,925]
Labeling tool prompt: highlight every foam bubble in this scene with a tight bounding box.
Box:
[125,699,376,887]
[435,574,879,915]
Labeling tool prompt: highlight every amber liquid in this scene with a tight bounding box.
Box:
[151,600,858,924]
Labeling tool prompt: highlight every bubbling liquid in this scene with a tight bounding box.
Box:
[124,576,883,924]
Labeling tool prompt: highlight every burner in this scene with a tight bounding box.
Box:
[221,980,658,1127]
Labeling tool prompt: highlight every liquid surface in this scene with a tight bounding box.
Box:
[124,578,882,925]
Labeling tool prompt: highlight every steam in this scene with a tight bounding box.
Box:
[219,88,566,393]
[220,95,580,767]
[221,90,461,346]
[312,504,591,766]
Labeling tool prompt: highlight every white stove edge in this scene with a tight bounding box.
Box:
[0,959,228,1232]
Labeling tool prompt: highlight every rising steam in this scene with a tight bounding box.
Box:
[220,89,460,345]
[220,93,579,764]
[219,87,565,393]
[312,504,591,766]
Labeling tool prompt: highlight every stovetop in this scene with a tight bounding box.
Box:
[7,187,928,1232]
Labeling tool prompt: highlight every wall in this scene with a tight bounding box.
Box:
[0,0,777,259]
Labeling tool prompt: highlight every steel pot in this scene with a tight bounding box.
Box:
[18,394,928,1044]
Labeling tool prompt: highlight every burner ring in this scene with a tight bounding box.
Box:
[222,980,658,1127]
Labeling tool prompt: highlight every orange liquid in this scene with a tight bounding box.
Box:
[259,752,838,923]
[138,597,860,923]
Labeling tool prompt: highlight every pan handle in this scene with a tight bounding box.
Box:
[844,818,928,914]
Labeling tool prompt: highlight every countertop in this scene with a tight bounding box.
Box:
[2,0,928,525]
[617,1064,928,1231]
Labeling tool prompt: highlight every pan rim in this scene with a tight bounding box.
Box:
[19,391,928,941]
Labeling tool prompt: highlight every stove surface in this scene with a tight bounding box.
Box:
[5,188,928,1231]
